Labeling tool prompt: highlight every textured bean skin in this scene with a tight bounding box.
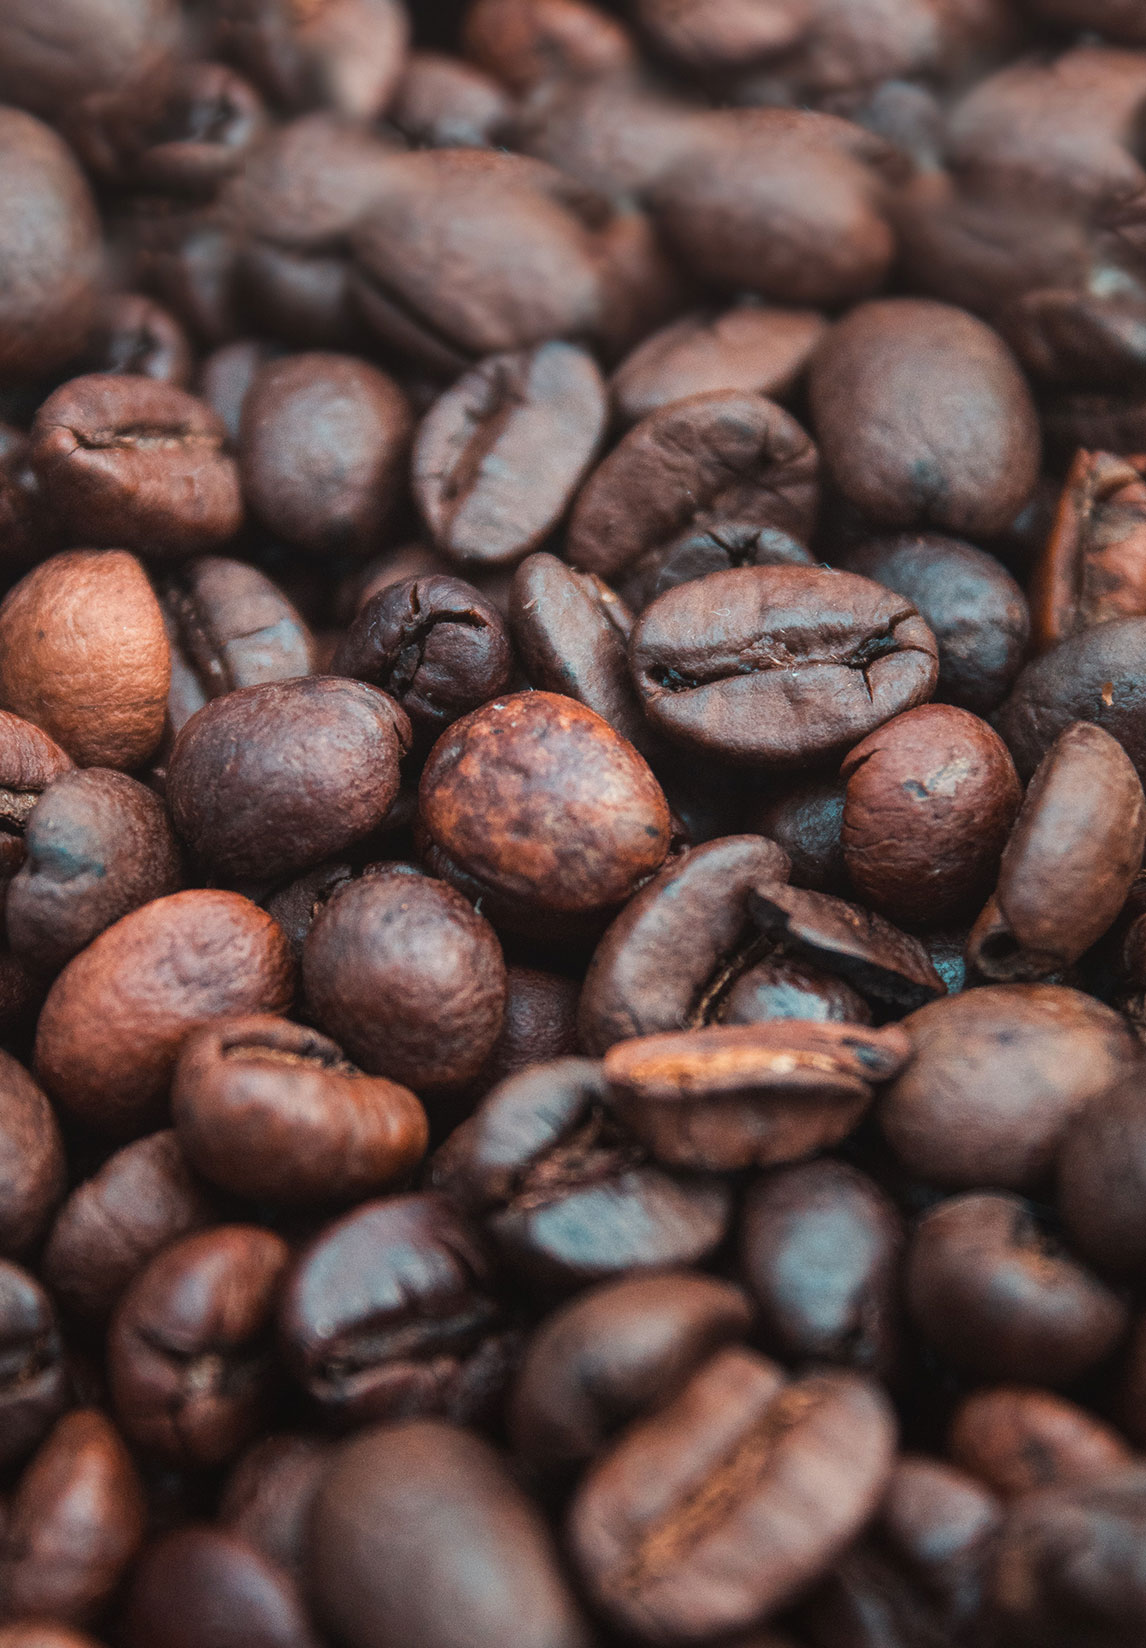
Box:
[0,1053,65,1258]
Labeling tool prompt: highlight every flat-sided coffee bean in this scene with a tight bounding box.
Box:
[0,1261,67,1471]
[216,0,408,121]
[809,298,1041,536]
[1030,451,1146,651]
[311,1420,594,1648]
[568,1345,896,1642]
[579,836,791,1055]
[566,393,819,583]
[968,722,1146,980]
[879,984,1140,1189]
[603,1020,911,1171]
[906,1193,1127,1385]
[30,376,242,557]
[279,1193,514,1428]
[414,342,606,567]
[433,1058,732,1290]
[0,1053,64,1259]
[630,566,939,766]
[172,1015,428,1205]
[1058,1075,1146,1279]
[950,1387,1132,1500]
[747,883,946,1011]
[841,704,1021,929]
[7,770,182,977]
[509,1271,753,1473]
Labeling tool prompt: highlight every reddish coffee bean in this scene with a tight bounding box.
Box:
[172,1015,428,1204]
[34,889,295,1137]
[220,1433,332,1584]
[42,1132,217,1322]
[83,293,192,386]
[124,60,267,196]
[414,342,606,567]
[30,377,242,558]
[108,1225,289,1467]
[478,965,580,1091]
[0,715,74,901]
[721,957,872,1026]
[1030,451,1146,652]
[0,1627,105,1648]
[0,1262,68,1472]
[618,522,814,616]
[302,864,507,1091]
[950,1387,1132,1500]
[462,0,636,91]
[121,1525,321,1648]
[218,0,408,119]
[0,1054,64,1259]
[390,50,511,148]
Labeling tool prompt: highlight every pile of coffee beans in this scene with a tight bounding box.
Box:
[7,0,1146,1643]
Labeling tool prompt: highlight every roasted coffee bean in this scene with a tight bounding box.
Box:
[239,354,412,558]
[166,678,410,881]
[879,984,1140,1190]
[216,0,408,120]
[158,556,315,734]
[332,575,513,745]
[611,305,828,428]
[618,523,814,618]
[1030,451,1146,651]
[125,60,267,196]
[0,0,176,136]
[810,298,1041,537]
[34,890,294,1137]
[478,965,580,1091]
[566,393,818,584]
[390,50,511,148]
[0,1626,105,1647]
[905,1192,1127,1385]
[741,1160,904,1379]
[0,425,46,575]
[630,566,939,766]
[568,1344,896,1641]
[968,722,1146,980]
[7,770,182,977]
[0,715,75,899]
[746,777,847,894]
[747,883,946,1011]
[0,1262,67,1472]
[418,691,671,935]
[0,1408,145,1628]
[836,533,1030,717]
[0,1053,64,1259]
[433,1058,733,1289]
[83,293,192,386]
[42,1131,217,1323]
[302,864,506,1091]
[720,956,873,1026]
[0,109,101,380]
[197,342,276,446]
[108,1225,288,1467]
[950,1387,1132,1500]
[1058,1073,1146,1280]
[840,704,1020,930]
[1025,0,1146,39]
[279,1192,514,1427]
[219,1433,333,1583]
[414,342,606,567]
[30,376,242,557]
[510,1271,753,1473]
[462,0,636,91]
[120,1524,321,1648]
[603,1019,910,1172]
[172,1015,428,1205]
[312,1419,593,1648]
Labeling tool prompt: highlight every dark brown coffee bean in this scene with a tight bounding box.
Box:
[197,342,277,447]
[216,0,409,120]
[30,377,242,558]
[746,777,847,894]
[567,393,819,584]
[125,60,267,196]
[604,1020,910,1172]
[950,1387,1132,1500]
[510,1271,753,1473]
[167,677,410,881]
[1058,1074,1146,1280]
[631,565,939,766]
[240,353,412,558]
[611,305,828,428]
[1024,0,1146,39]
[414,342,606,567]
[333,575,513,745]
[418,691,671,935]
[968,722,1146,980]
[462,0,636,92]
[219,1433,332,1584]
[747,883,946,1011]
[721,957,873,1026]
[0,425,46,575]
[433,1058,733,1289]
[569,1345,896,1641]
[172,1014,428,1205]
[741,1160,904,1379]
[1030,451,1146,652]
[302,864,507,1091]
[83,293,192,386]
[579,835,791,1055]
[42,1131,217,1323]
[0,1054,63,1260]
[279,1192,514,1428]
[109,1225,288,1467]
[312,1419,594,1648]
[809,299,1041,536]
[7,770,182,977]
[906,1192,1127,1385]
[478,965,580,1091]
[390,50,511,148]
[618,522,814,616]
[836,533,1030,716]
[0,551,170,772]
[0,1409,145,1628]
[34,889,295,1137]
[0,1261,67,1472]
[840,704,1021,929]
[0,109,102,380]
[121,1525,321,1648]
[880,984,1140,1190]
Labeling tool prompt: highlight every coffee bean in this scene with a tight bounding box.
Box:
[390,50,512,149]
[1030,451,1146,650]
[0,1261,68,1472]
[0,716,75,899]
[0,1052,65,1258]
[949,1387,1132,1500]
[121,1524,321,1648]
[462,0,636,91]
[219,1433,333,1585]
[746,777,848,894]
[1058,1074,1146,1279]
[617,523,814,616]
